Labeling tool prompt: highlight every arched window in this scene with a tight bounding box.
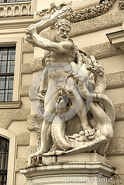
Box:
[0,137,9,185]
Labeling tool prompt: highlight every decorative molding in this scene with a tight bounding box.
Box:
[70,0,116,23]
[20,162,114,178]
[35,0,116,23]
[118,0,124,9]
[0,101,21,109]
[106,30,124,52]
[0,1,32,18]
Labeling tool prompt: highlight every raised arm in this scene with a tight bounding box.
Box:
[26,24,74,53]
[26,5,72,46]
[34,6,72,33]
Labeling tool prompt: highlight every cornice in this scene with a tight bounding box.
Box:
[106,30,124,51]
[0,1,32,18]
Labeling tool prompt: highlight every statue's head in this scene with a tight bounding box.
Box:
[54,19,71,42]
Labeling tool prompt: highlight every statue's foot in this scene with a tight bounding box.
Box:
[29,150,44,158]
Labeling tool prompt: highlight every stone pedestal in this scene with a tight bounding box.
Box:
[20,153,114,185]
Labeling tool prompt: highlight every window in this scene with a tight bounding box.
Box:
[0,137,9,185]
[0,0,30,3]
[0,47,15,102]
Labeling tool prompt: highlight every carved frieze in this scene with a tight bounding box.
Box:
[0,2,32,17]
[35,0,116,23]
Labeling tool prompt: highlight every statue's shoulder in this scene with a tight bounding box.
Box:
[60,39,74,50]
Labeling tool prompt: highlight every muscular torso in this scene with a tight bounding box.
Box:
[44,40,76,65]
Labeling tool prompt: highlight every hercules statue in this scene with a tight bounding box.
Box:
[26,5,115,159]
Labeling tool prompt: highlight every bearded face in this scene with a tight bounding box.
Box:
[54,25,71,42]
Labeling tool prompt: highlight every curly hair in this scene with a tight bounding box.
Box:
[55,19,71,29]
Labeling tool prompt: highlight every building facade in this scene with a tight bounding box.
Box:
[0,0,124,185]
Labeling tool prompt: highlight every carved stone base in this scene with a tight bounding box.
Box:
[21,153,114,185]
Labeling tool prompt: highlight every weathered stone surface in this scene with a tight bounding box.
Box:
[114,121,124,138]
[21,57,45,74]
[110,174,124,185]
[83,42,122,59]
[15,158,28,172]
[107,138,124,156]
[27,114,42,132]
[22,41,34,53]
[21,63,32,74]
[30,57,45,73]
[115,103,124,121]
[16,132,30,146]
[106,71,124,89]
[20,86,29,97]
[25,145,37,158]
[0,108,30,129]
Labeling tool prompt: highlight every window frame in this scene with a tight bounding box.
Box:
[0,128,16,185]
[0,47,15,102]
[0,36,22,103]
[0,136,9,185]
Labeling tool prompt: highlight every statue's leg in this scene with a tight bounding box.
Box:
[39,120,52,154]
[65,77,95,138]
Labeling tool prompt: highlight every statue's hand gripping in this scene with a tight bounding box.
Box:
[26,24,37,36]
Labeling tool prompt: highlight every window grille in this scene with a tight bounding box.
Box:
[0,47,15,102]
[0,137,9,185]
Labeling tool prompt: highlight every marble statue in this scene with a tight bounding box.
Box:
[26,5,115,160]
